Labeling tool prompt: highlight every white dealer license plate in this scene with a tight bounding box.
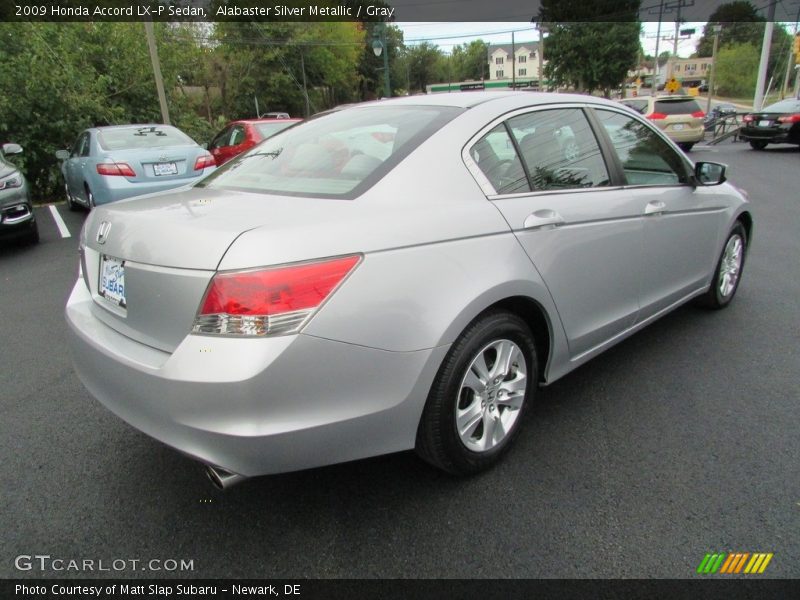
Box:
[153,162,178,176]
[758,120,771,127]
[99,255,126,307]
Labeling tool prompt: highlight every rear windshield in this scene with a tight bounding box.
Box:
[98,126,196,151]
[654,98,702,115]
[761,99,800,113]
[254,121,296,139]
[198,105,463,199]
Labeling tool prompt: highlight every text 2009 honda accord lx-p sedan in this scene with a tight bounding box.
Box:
[66,92,752,489]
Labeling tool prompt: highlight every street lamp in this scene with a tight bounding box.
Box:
[372,25,391,99]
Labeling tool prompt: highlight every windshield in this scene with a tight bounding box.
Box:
[98,126,196,151]
[198,105,463,199]
[761,99,800,113]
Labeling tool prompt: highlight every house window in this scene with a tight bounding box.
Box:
[701,63,708,70]
[518,55,527,63]
[518,68,527,76]
[495,57,504,65]
[495,70,504,78]
[530,52,535,59]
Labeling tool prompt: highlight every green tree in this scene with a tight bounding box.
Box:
[714,43,760,97]
[405,42,445,92]
[537,0,641,95]
[695,1,792,84]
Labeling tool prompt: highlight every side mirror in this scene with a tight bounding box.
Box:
[695,161,726,186]
[2,143,23,155]
[55,149,70,160]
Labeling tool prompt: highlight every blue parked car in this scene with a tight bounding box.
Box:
[56,124,216,210]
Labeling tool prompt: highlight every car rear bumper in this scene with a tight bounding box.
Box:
[94,169,215,205]
[65,279,446,477]
[738,127,797,144]
[664,128,704,143]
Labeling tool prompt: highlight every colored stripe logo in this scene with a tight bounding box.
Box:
[697,552,773,574]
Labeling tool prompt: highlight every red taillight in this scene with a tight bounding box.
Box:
[743,115,754,123]
[194,255,361,336]
[691,110,705,118]
[194,153,216,170]
[96,162,135,177]
[647,112,667,120]
[778,114,800,123]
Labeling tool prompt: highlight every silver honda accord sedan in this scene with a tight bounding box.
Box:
[65,92,752,489]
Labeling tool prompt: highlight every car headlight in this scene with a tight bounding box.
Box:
[0,173,23,191]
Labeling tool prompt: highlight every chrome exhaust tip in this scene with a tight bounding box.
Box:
[204,465,248,490]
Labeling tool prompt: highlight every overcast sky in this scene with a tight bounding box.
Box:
[395,22,710,58]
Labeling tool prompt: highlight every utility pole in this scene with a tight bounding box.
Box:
[753,0,777,111]
[144,21,170,125]
[781,6,800,98]
[653,0,664,86]
[300,53,310,117]
[511,30,516,88]
[706,25,721,117]
[538,26,544,90]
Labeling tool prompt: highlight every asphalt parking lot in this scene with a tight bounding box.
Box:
[1,138,798,580]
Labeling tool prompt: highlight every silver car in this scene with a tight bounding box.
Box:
[56,124,216,210]
[65,93,752,489]
[0,143,38,245]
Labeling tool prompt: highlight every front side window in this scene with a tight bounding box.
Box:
[199,105,462,199]
[593,109,690,186]
[507,108,610,191]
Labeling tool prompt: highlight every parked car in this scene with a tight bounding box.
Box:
[66,92,751,489]
[209,118,302,166]
[618,95,705,151]
[0,143,38,245]
[739,98,800,150]
[56,124,216,211]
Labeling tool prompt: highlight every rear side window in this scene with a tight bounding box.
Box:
[98,126,196,151]
[254,121,295,139]
[469,124,530,194]
[654,98,702,115]
[593,109,690,186]
[199,105,462,199]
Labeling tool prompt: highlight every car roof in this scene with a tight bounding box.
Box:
[236,118,303,124]
[93,124,176,131]
[345,91,625,111]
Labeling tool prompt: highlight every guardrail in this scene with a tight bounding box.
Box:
[704,113,743,145]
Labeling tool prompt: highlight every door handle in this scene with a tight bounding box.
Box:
[644,201,667,215]
[523,209,565,230]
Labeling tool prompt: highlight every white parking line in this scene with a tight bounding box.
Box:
[48,205,71,238]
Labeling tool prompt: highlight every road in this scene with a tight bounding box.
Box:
[1,138,798,579]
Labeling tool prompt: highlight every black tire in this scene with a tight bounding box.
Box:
[65,182,78,211]
[416,310,537,475]
[749,140,768,150]
[22,221,39,245]
[679,142,695,152]
[85,186,95,210]
[695,222,747,310]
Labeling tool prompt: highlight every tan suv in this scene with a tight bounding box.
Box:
[619,95,705,151]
